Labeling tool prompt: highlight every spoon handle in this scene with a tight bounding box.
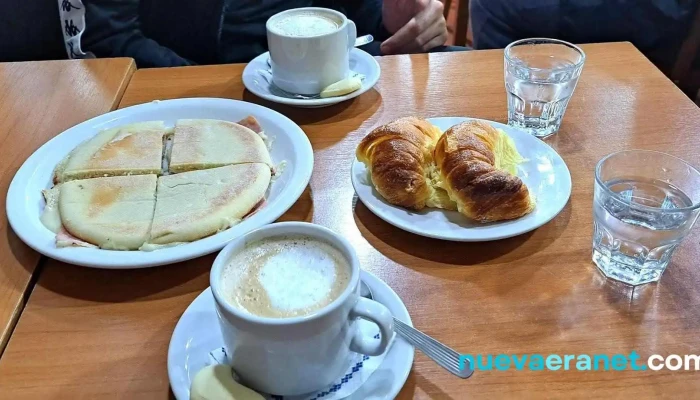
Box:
[393,318,473,379]
[354,34,373,47]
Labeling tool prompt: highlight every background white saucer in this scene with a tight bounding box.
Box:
[168,270,414,400]
[351,117,572,242]
[6,98,313,269]
[242,49,380,108]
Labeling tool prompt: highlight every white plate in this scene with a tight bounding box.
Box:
[168,270,414,400]
[6,98,313,268]
[242,49,380,108]
[351,117,572,241]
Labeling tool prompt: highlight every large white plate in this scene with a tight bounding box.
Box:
[242,49,380,108]
[168,270,414,400]
[351,117,572,241]
[6,98,313,268]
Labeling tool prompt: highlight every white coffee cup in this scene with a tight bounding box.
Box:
[210,222,394,395]
[266,7,357,95]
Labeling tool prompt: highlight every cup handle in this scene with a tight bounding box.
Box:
[349,297,394,356]
[346,20,357,53]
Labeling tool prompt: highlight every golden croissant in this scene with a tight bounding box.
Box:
[434,121,534,222]
[356,117,442,209]
[357,118,535,222]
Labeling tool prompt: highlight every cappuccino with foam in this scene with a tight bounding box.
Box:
[221,235,350,318]
[269,12,341,37]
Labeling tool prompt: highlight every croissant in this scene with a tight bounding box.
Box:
[356,117,442,209]
[434,121,535,222]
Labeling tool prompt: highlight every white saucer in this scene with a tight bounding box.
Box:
[351,117,572,242]
[168,270,414,399]
[242,49,380,108]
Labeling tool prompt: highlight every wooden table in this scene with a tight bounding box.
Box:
[1,43,700,398]
[0,59,135,354]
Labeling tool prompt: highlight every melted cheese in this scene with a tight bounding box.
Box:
[425,162,457,210]
[494,129,526,176]
[40,186,62,233]
[271,160,287,183]
[138,242,186,252]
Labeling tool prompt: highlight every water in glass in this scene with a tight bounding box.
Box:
[592,151,700,285]
[505,39,585,137]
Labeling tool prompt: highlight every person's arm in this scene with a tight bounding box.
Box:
[319,0,447,54]
[81,0,193,67]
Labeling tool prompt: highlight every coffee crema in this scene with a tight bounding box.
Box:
[221,236,351,318]
[269,12,341,37]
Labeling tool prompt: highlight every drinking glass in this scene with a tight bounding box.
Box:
[504,38,585,137]
[593,150,700,285]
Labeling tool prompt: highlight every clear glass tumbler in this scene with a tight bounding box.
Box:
[593,150,700,285]
[504,38,585,137]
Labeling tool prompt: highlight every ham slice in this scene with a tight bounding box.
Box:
[243,197,267,219]
[237,116,263,134]
[56,227,98,248]
[237,115,275,173]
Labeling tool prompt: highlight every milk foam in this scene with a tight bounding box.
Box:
[221,236,350,318]
[270,13,340,37]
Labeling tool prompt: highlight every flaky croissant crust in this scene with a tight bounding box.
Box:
[434,121,534,222]
[358,118,534,222]
[356,117,441,209]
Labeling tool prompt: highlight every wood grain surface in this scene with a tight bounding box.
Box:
[1,43,700,399]
[0,59,135,355]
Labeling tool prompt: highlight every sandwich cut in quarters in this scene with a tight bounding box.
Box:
[168,119,272,173]
[45,116,275,251]
[145,163,272,247]
[57,174,158,250]
[54,121,166,183]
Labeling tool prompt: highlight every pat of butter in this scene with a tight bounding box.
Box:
[320,77,362,98]
[190,365,264,400]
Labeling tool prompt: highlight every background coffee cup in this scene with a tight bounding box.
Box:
[266,7,357,95]
[210,222,394,396]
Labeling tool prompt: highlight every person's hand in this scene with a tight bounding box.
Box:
[381,0,419,34]
[381,0,447,54]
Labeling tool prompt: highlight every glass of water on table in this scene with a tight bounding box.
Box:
[593,150,700,285]
[504,38,585,137]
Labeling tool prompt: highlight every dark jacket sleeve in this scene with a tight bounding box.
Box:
[82,0,193,67]
[317,0,391,41]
